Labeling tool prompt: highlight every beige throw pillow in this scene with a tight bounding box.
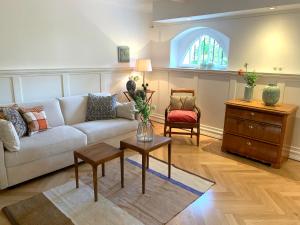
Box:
[170,96,196,111]
[0,119,20,152]
[116,101,136,120]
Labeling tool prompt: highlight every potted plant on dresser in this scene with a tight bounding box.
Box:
[238,63,259,101]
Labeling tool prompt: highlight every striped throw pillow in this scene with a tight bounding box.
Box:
[20,106,49,136]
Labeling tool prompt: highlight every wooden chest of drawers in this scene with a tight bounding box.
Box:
[222,99,298,168]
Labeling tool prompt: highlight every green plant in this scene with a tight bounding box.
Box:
[134,96,152,122]
[238,63,259,87]
[129,75,139,82]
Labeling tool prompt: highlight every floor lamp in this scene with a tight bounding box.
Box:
[135,59,152,86]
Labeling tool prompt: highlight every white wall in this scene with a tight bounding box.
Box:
[151,11,300,74]
[0,0,152,70]
[147,68,300,161]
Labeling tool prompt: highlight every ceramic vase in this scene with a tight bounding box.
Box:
[262,84,280,106]
[244,85,254,102]
[126,79,136,93]
[136,120,153,142]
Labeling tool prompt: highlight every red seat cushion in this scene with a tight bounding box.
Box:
[167,110,197,123]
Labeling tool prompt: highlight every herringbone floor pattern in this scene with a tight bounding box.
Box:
[1,123,300,225]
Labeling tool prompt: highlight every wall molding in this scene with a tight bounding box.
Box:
[0,67,133,104]
[153,67,300,81]
[289,146,300,161]
[0,67,133,76]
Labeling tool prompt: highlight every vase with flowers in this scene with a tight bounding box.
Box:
[238,63,260,102]
[126,78,155,142]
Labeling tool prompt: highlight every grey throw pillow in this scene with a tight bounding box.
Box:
[3,108,27,137]
[116,101,136,120]
[86,94,117,121]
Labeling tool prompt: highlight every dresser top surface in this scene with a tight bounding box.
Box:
[226,99,298,114]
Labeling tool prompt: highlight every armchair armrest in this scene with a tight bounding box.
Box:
[194,106,201,123]
[0,140,8,189]
[165,104,171,120]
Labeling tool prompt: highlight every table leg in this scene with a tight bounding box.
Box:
[120,152,124,188]
[142,153,146,194]
[146,153,149,169]
[102,163,105,177]
[168,143,171,178]
[93,166,98,202]
[74,154,79,188]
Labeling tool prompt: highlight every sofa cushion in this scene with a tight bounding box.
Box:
[59,95,88,125]
[5,126,87,167]
[72,119,138,144]
[59,93,111,125]
[19,99,65,128]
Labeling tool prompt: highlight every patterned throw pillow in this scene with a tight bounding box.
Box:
[86,94,117,121]
[0,104,18,120]
[3,107,27,137]
[20,106,49,136]
[170,96,196,111]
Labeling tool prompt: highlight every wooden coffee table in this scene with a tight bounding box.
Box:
[74,143,124,201]
[120,135,172,194]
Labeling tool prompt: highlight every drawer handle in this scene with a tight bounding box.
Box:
[248,124,254,129]
[247,141,252,146]
[250,112,255,116]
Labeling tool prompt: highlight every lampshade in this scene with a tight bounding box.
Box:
[135,59,152,72]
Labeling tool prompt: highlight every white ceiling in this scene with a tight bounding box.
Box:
[153,0,300,23]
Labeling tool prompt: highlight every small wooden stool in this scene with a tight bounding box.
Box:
[73,143,124,202]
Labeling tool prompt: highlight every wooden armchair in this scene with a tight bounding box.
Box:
[164,89,201,146]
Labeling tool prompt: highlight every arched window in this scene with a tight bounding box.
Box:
[170,27,230,70]
[182,35,228,68]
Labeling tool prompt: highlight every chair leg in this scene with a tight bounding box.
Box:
[169,127,172,137]
[164,124,167,136]
[191,128,193,138]
[197,125,200,146]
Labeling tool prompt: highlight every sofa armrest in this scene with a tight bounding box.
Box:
[0,141,8,189]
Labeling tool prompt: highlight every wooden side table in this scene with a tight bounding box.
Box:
[74,143,124,201]
[123,90,155,104]
[120,135,172,194]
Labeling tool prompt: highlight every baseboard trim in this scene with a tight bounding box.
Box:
[151,113,300,161]
[289,146,300,161]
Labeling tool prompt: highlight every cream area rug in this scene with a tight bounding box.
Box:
[3,155,214,225]
[3,180,143,225]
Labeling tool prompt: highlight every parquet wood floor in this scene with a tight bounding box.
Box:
[1,122,300,225]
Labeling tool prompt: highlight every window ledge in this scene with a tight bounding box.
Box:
[152,67,300,80]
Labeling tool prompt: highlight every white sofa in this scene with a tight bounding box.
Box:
[0,94,138,189]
